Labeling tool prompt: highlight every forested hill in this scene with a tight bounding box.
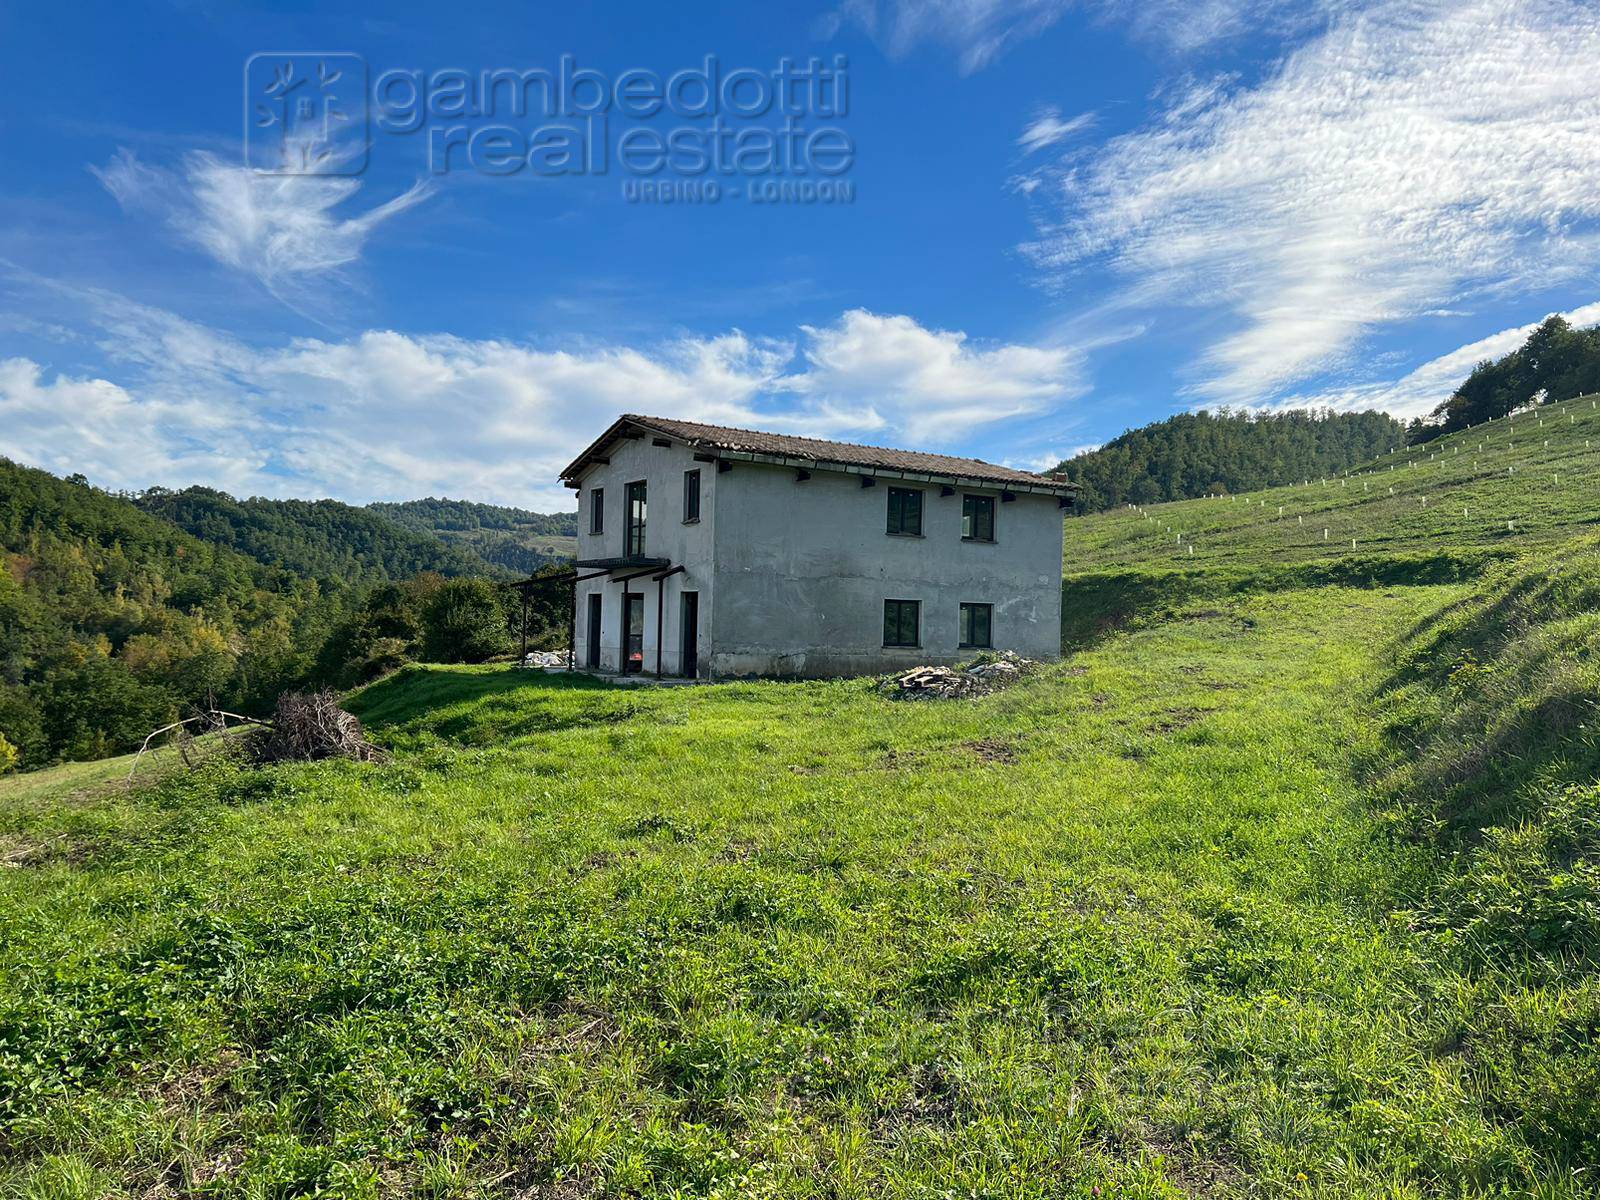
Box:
[136,487,496,583]
[1057,409,1406,512]
[0,460,345,767]
[1414,314,1600,441]
[0,465,576,771]
[370,498,579,575]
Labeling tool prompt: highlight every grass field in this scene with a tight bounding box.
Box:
[1066,391,1600,571]
[2,405,1598,1198]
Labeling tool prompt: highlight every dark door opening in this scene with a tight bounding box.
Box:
[680,591,699,677]
[585,593,602,668]
[623,592,645,674]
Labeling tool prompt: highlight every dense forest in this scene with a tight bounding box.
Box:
[1056,409,1406,511]
[0,462,575,771]
[1410,315,1600,441]
[371,498,579,575]
[137,488,493,582]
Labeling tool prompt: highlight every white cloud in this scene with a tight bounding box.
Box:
[1026,0,1600,404]
[1277,300,1600,419]
[1018,108,1096,153]
[781,308,1085,441]
[827,0,1325,71]
[0,291,1081,509]
[91,149,430,305]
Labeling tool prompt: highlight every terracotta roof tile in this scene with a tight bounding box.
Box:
[562,414,1075,491]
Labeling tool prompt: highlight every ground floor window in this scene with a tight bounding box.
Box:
[883,598,920,647]
[959,602,992,649]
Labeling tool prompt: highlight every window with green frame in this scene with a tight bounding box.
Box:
[961,494,995,541]
[883,599,920,647]
[626,480,647,556]
[959,602,992,649]
[886,487,923,536]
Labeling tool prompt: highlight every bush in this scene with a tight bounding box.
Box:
[0,731,16,774]
[420,578,510,663]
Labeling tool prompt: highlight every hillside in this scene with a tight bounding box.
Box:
[1057,407,1405,511]
[137,486,495,583]
[371,498,578,574]
[0,459,350,767]
[0,466,567,770]
[1065,390,1600,573]
[4,549,1596,1193]
[3,402,1599,1195]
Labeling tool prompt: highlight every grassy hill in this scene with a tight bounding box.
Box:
[371,498,578,575]
[1067,391,1600,571]
[1,400,1597,1196]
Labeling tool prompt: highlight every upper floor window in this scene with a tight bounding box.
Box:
[626,480,647,556]
[886,487,923,537]
[959,602,993,649]
[883,598,920,647]
[683,469,701,523]
[962,494,995,542]
[589,487,604,535]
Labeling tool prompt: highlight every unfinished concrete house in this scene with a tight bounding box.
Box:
[558,415,1078,678]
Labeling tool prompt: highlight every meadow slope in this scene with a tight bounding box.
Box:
[2,401,1598,1197]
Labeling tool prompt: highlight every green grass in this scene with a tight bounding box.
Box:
[1066,392,1600,572]
[4,403,1600,1197]
[3,580,1595,1198]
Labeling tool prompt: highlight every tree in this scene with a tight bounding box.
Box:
[420,578,510,663]
[0,731,17,775]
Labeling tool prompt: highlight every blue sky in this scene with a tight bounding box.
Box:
[3,0,1600,510]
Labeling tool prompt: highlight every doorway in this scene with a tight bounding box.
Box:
[585,593,602,669]
[680,591,699,677]
[623,592,645,674]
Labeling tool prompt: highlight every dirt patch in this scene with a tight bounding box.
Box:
[1143,1128,1246,1196]
[878,1060,960,1133]
[881,747,931,770]
[964,738,1019,765]
[1148,707,1208,735]
[718,839,760,863]
[0,833,92,870]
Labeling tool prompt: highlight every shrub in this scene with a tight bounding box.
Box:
[420,578,510,664]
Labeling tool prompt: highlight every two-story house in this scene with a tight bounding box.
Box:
[558,415,1077,678]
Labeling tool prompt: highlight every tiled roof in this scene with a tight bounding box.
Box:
[561,414,1077,492]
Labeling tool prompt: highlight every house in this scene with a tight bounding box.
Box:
[558,415,1078,678]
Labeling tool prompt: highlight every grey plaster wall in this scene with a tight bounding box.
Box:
[571,437,716,675]
[708,460,1064,677]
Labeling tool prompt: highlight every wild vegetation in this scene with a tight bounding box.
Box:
[0,462,575,769]
[1055,409,1404,511]
[135,488,492,583]
[372,499,579,575]
[2,391,1598,1196]
[1413,314,1600,441]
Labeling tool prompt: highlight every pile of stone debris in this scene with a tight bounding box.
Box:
[520,650,570,669]
[880,651,1038,700]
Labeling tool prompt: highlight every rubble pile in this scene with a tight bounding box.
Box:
[880,651,1038,700]
[521,651,570,668]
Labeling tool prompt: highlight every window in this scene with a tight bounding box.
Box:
[959,602,993,649]
[886,487,923,536]
[883,599,920,647]
[589,487,604,535]
[683,469,701,523]
[626,480,647,556]
[962,494,995,542]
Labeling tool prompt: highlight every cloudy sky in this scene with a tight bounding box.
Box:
[2,0,1598,509]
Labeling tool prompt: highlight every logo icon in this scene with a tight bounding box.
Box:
[245,53,369,175]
